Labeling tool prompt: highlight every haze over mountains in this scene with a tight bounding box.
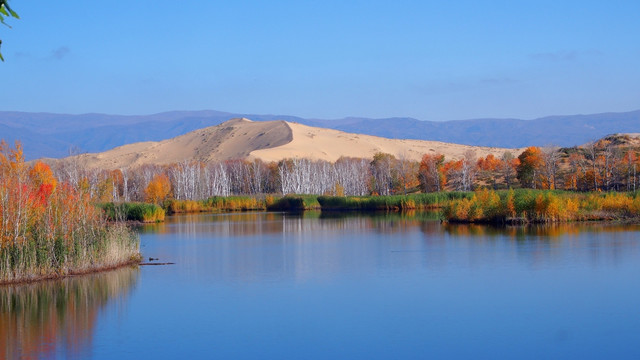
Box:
[1,109,638,160]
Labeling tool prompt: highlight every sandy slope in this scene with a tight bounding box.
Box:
[60,118,523,170]
[252,122,522,162]
[71,118,292,169]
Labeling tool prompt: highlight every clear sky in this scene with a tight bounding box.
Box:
[1,0,639,120]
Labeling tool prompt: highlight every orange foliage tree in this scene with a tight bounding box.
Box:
[394,156,419,195]
[443,153,476,191]
[476,154,503,189]
[144,174,172,204]
[516,147,544,188]
[622,150,640,191]
[419,154,446,192]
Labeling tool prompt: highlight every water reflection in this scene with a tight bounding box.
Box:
[0,266,139,360]
[139,212,640,284]
[138,211,441,237]
[440,221,640,239]
[438,222,640,268]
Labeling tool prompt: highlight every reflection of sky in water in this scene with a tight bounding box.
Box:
[129,214,640,359]
[4,213,639,359]
[138,213,640,284]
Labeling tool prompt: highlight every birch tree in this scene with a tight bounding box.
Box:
[370,153,396,195]
[540,145,560,190]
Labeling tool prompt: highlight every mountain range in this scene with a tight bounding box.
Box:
[1,109,638,160]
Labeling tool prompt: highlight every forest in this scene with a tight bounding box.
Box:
[46,135,640,204]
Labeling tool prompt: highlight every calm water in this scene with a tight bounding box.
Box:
[2,212,640,359]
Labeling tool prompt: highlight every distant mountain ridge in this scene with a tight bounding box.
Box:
[1,109,638,160]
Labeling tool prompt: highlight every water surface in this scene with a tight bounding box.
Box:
[2,212,639,359]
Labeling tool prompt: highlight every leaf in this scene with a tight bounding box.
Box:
[0,6,7,17]
[4,2,18,19]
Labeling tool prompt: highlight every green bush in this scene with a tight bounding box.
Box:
[98,202,165,223]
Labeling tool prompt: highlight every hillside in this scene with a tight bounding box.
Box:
[251,122,518,163]
[2,109,639,160]
[59,119,522,170]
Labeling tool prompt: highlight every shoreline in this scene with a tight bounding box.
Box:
[0,256,142,286]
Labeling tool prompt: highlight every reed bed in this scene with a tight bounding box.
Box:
[99,202,165,223]
[0,144,140,284]
[443,189,640,224]
[166,196,268,213]
[317,192,471,211]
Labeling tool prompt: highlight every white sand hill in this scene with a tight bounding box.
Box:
[59,118,523,169]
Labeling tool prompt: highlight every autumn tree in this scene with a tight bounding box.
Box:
[445,151,476,191]
[419,153,445,192]
[394,155,419,195]
[500,151,518,188]
[0,140,30,245]
[476,154,502,189]
[565,152,588,190]
[145,174,172,205]
[584,141,600,190]
[29,161,57,191]
[540,146,560,190]
[622,150,639,191]
[516,147,544,189]
[109,169,124,202]
[598,139,618,190]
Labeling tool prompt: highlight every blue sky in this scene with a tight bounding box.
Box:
[1,0,638,120]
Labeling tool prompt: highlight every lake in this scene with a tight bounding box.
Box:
[2,212,640,359]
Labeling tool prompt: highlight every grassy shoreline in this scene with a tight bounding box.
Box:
[99,190,640,227]
[99,202,165,223]
[157,193,472,214]
[1,223,141,285]
[0,257,140,286]
[443,189,640,224]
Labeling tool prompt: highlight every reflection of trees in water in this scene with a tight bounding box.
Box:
[441,222,639,239]
[164,211,446,282]
[438,222,640,267]
[140,211,443,238]
[0,266,139,360]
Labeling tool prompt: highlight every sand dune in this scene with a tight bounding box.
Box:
[252,122,522,162]
[60,118,523,169]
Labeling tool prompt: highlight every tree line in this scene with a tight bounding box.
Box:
[48,134,640,205]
